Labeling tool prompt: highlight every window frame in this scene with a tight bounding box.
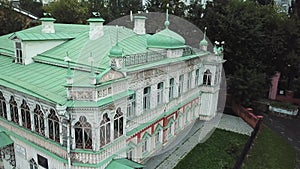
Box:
[143,87,151,110]
[157,82,164,105]
[178,75,184,96]
[9,96,18,124]
[187,72,192,89]
[195,69,199,86]
[34,105,45,136]
[114,108,124,139]
[127,94,135,120]
[100,113,111,147]
[203,69,212,86]
[48,109,60,142]
[21,100,31,130]
[0,92,7,119]
[15,41,23,64]
[169,78,175,100]
[74,116,93,149]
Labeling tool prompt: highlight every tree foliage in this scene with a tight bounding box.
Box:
[44,0,90,24]
[19,0,44,17]
[0,1,27,36]
[145,0,186,17]
[187,0,300,106]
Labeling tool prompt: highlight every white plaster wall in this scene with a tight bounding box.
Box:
[23,40,66,65]
[13,138,66,169]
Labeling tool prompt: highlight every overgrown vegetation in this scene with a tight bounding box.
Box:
[270,101,298,111]
[190,0,300,107]
[174,129,248,169]
[243,125,296,169]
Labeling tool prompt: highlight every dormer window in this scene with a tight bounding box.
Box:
[15,42,23,63]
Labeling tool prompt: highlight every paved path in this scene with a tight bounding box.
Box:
[218,114,253,136]
[144,119,204,169]
[144,114,252,169]
[263,113,300,169]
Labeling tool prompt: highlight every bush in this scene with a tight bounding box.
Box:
[269,101,298,111]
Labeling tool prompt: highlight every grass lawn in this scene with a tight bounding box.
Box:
[174,129,249,169]
[242,125,296,169]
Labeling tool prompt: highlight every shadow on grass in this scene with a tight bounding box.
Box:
[174,129,248,169]
[242,125,296,169]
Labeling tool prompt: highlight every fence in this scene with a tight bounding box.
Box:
[232,103,263,128]
[233,118,262,169]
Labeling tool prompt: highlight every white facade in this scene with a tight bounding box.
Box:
[0,14,224,169]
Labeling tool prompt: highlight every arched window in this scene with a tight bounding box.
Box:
[178,75,184,96]
[114,108,123,139]
[9,96,18,124]
[157,82,164,104]
[143,87,151,110]
[48,109,60,142]
[167,118,175,138]
[141,133,150,154]
[75,116,92,149]
[29,158,38,169]
[34,105,44,136]
[21,100,31,129]
[154,125,163,145]
[176,114,183,130]
[127,147,135,160]
[203,69,212,85]
[100,113,110,147]
[0,92,7,119]
[195,69,200,86]
[186,108,191,123]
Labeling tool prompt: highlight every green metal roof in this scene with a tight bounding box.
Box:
[40,17,56,22]
[147,28,186,49]
[109,44,123,57]
[0,55,90,105]
[0,131,13,148]
[36,26,144,70]
[106,158,144,169]
[10,32,76,41]
[0,21,205,106]
[133,16,147,19]
[87,18,105,22]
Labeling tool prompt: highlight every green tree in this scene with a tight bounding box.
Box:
[119,0,143,16]
[88,0,113,23]
[19,0,44,17]
[145,0,186,16]
[44,0,89,24]
[0,1,27,35]
[145,0,167,13]
[189,0,300,106]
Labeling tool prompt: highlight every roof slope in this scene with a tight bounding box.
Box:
[108,12,214,51]
[0,22,154,105]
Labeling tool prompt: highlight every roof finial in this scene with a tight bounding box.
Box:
[203,27,207,40]
[200,27,208,51]
[165,3,170,29]
[116,25,119,46]
[64,52,73,85]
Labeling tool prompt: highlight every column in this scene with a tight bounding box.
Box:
[3,92,11,121]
